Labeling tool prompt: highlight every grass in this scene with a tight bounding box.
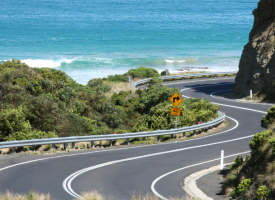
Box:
[103,80,136,98]
[0,190,51,200]
[0,191,198,200]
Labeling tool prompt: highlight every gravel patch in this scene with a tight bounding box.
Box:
[196,165,230,200]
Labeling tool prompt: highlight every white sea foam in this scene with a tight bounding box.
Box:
[22,58,77,68]
[165,59,174,63]
[165,59,185,63]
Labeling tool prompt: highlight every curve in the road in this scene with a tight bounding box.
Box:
[0,78,271,200]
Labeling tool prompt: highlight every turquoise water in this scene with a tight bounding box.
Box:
[1,0,258,84]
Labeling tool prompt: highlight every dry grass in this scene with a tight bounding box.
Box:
[0,190,51,200]
[78,191,197,200]
[77,191,105,200]
[103,80,136,98]
[0,191,198,200]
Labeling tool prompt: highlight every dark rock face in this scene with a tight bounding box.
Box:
[231,0,275,97]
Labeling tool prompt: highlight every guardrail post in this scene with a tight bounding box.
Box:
[202,128,204,133]
[192,76,195,79]
[203,75,205,78]
[11,147,16,153]
[171,134,174,139]
[64,143,68,151]
[142,137,146,140]
[193,130,196,136]
[32,145,35,152]
[72,142,75,149]
[157,136,161,143]
[52,144,56,150]
[126,138,130,145]
[182,132,186,137]
[109,140,112,147]
[91,141,94,148]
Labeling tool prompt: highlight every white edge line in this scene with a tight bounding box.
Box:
[210,90,275,106]
[150,150,251,200]
[181,87,267,114]
[64,131,254,198]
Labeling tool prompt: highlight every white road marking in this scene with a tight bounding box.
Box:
[62,116,246,199]
[151,150,251,200]
[210,89,275,106]
[162,77,235,86]
[181,87,267,114]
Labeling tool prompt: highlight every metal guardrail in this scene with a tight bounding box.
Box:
[0,112,225,150]
[0,72,232,151]
[132,71,237,88]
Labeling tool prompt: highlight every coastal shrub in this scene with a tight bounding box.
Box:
[106,74,127,82]
[87,78,111,93]
[147,77,163,86]
[112,91,131,106]
[0,106,28,141]
[134,98,219,131]
[127,67,159,78]
[229,156,243,171]
[256,185,271,199]
[5,129,57,141]
[134,82,182,114]
[87,78,103,88]
[261,106,275,128]
[160,70,166,76]
[249,130,273,150]
[237,178,252,194]
[105,67,159,82]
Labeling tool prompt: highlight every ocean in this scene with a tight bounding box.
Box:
[1,0,258,84]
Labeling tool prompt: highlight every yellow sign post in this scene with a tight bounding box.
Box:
[171,107,181,116]
[169,93,183,129]
[169,93,183,107]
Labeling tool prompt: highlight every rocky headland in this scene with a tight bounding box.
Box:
[231,0,275,99]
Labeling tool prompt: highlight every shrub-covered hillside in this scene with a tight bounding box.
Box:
[0,59,141,141]
[222,105,275,199]
[0,60,220,142]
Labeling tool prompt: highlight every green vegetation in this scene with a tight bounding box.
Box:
[104,66,159,82]
[0,60,220,143]
[222,108,275,199]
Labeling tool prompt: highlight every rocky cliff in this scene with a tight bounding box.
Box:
[231,0,275,98]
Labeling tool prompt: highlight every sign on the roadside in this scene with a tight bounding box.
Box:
[169,92,183,107]
[171,107,181,116]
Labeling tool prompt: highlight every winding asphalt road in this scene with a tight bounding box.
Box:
[0,77,272,200]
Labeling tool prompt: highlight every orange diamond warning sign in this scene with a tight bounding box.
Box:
[169,93,183,107]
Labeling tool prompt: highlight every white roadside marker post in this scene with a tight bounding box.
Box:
[250,90,252,99]
[220,150,224,170]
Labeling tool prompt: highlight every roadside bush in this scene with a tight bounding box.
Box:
[127,67,159,79]
[87,78,103,88]
[229,156,243,171]
[0,106,28,141]
[256,185,271,199]
[134,81,182,114]
[237,178,251,194]
[249,130,273,150]
[161,70,166,76]
[261,106,275,128]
